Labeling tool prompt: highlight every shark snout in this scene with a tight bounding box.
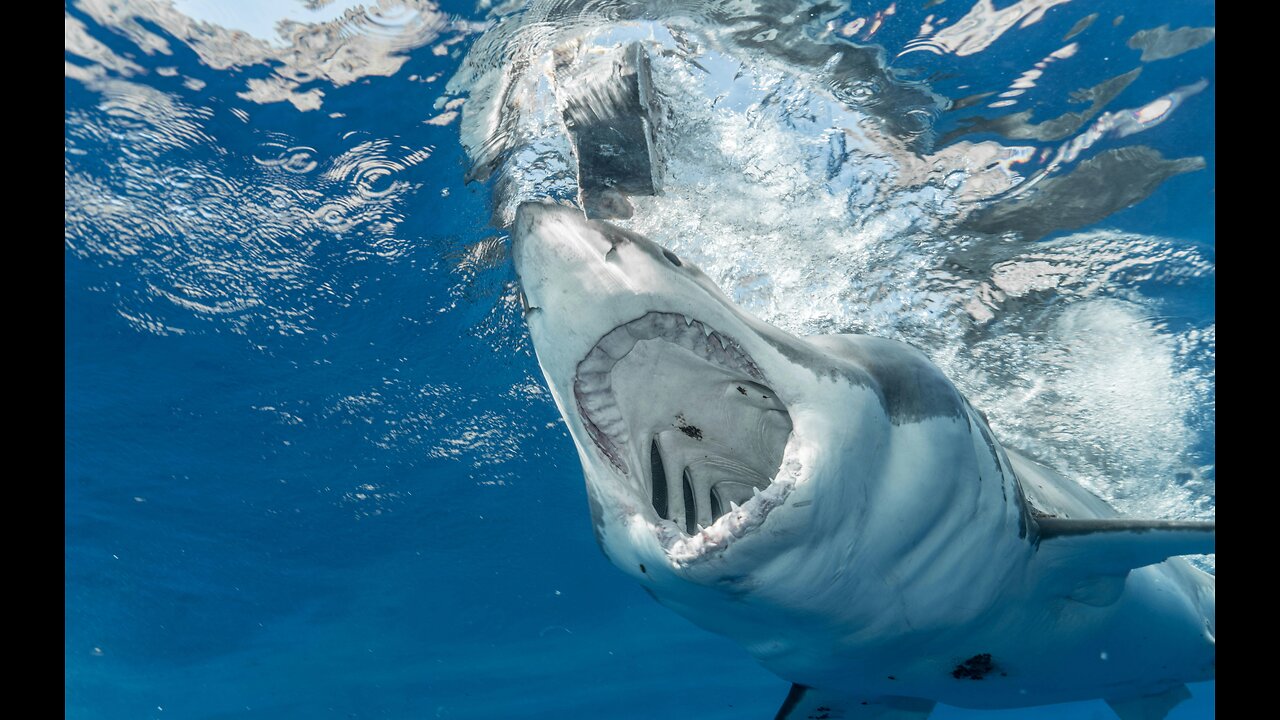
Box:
[511,202,639,317]
[511,201,553,254]
[510,202,550,287]
[513,203,614,274]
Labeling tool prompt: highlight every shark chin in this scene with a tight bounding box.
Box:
[573,310,799,564]
[511,201,1214,720]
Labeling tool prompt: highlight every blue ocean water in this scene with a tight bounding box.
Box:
[66,1,1214,718]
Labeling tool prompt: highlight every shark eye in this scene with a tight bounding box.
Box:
[661,249,682,267]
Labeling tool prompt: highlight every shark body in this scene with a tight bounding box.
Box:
[511,203,1215,720]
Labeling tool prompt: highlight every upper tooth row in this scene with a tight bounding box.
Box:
[579,313,757,377]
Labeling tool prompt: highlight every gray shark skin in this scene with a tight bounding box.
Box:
[511,202,1215,720]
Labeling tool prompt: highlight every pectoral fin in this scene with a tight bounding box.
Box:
[1036,518,1215,574]
[1106,684,1192,720]
[775,684,934,719]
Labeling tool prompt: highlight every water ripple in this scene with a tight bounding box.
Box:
[65,72,428,336]
[324,138,433,199]
[254,143,321,174]
[69,0,482,111]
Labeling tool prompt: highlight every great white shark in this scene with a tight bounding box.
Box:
[511,202,1215,720]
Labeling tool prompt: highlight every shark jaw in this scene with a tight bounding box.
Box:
[573,309,801,566]
[513,203,1216,716]
[511,201,817,570]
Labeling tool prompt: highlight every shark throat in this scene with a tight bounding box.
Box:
[573,311,794,541]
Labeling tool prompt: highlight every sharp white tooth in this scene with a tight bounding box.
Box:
[683,314,694,326]
[676,322,701,347]
[752,486,760,497]
[696,523,705,532]
[702,324,713,338]
[707,333,727,360]
[729,501,739,512]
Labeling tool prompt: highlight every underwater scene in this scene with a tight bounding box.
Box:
[65,1,1214,718]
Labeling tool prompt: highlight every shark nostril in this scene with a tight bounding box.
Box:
[662,249,682,266]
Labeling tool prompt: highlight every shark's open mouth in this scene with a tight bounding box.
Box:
[574,311,796,559]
